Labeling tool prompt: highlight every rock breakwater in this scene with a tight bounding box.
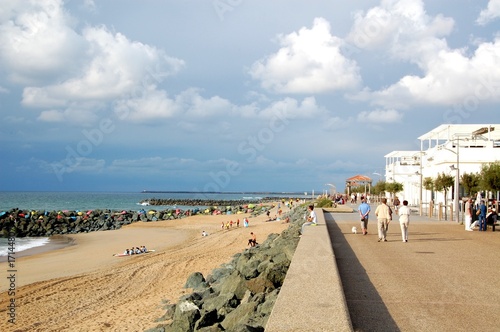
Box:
[0,202,276,238]
[146,206,306,332]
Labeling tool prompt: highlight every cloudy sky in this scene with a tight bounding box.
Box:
[1,0,499,193]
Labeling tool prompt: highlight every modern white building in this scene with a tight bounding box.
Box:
[384,124,500,216]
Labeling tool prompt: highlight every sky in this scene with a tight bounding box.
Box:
[0,0,499,194]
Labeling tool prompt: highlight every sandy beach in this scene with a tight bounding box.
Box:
[0,204,291,332]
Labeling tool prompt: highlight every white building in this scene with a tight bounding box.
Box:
[384,124,500,212]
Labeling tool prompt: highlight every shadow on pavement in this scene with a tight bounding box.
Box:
[325,213,400,332]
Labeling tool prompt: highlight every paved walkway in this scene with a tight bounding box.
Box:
[325,205,500,332]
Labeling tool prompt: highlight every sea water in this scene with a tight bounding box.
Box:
[0,191,305,256]
[0,237,49,257]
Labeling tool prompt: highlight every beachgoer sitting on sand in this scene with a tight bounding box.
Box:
[135,247,142,254]
[141,246,147,253]
[248,232,257,247]
[123,249,130,255]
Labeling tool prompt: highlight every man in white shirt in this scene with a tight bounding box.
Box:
[301,204,317,235]
[464,198,473,231]
[398,200,411,242]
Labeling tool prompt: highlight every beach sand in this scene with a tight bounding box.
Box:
[0,204,291,331]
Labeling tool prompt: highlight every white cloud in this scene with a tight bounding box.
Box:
[21,25,184,107]
[347,0,454,65]
[257,96,325,120]
[0,0,185,124]
[349,0,500,107]
[323,116,354,130]
[357,109,402,123]
[0,0,87,85]
[37,109,65,122]
[113,88,180,123]
[367,37,500,107]
[39,156,106,175]
[477,0,500,25]
[249,17,361,94]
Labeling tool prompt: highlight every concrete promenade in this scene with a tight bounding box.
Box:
[266,205,353,332]
[326,204,500,331]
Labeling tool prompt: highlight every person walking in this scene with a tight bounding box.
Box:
[465,198,473,231]
[358,198,371,235]
[375,198,392,242]
[399,200,410,242]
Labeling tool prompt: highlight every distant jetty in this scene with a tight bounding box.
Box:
[139,196,301,207]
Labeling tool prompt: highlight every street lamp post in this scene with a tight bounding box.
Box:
[325,183,337,196]
[419,151,423,216]
[454,141,460,224]
[448,138,462,223]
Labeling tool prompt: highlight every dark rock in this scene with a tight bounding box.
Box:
[166,300,200,332]
[231,324,265,332]
[220,302,258,331]
[196,323,224,332]
[194,309,219,330]
[184,272,207,290]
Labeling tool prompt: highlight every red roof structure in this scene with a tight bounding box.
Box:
[346,175,372,182]
[345,175,372,195]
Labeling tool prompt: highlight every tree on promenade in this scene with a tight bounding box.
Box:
[434,172,454,220]
[480,162,500,193]
[423,177,435,201]
[461,172,481,197]
[385,182,404,204]
[372,180,386,196]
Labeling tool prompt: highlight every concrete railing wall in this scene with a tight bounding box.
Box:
[265,209,353,331]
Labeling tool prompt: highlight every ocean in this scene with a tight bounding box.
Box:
[0,191,306,256]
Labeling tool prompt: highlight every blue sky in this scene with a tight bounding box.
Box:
[0,0,499,193]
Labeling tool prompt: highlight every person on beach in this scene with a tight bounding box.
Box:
[358,198,371,235]
[248,232,257,247]
[202,230,208,237]
[244,218,249,227]
[123,249,130,255]
[398,200,410,242]
[301,204,317,235]
[375,198,392,242]
[465,198,473,231]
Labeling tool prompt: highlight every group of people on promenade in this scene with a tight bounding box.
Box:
[358,198,410,242]
[464,198,497,232]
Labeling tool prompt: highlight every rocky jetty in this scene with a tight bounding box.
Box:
[140,197,299,207]
[0,203,275,238]
[146,206,305,332]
